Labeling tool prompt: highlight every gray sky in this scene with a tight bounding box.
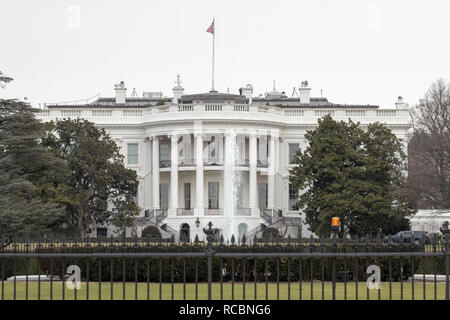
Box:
[1,0,449,108]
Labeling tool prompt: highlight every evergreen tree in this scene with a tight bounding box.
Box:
[289,115,413,237]
[42,119,140,237]
[0,97,67,241]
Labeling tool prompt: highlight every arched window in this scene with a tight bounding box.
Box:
[180,223,190,242]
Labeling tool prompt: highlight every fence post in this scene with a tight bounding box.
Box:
[446,238,449,300]
[203,221,217,301]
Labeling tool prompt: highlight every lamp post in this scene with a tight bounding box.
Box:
[195,218,201,242]
[203,221,218,300]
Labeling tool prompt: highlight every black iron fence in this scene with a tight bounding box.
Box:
[1,229,449,300]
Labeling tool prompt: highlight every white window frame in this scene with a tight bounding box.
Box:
[127,142,140,166]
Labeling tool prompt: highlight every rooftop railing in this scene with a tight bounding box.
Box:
[35,103,410,127]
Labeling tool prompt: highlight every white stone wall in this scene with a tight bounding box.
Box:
[36,102,411,239]
[411,210,450,234]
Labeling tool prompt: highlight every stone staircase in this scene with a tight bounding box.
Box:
[246,209,301,239]
[136,209,179,241]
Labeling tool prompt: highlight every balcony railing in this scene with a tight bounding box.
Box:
[158,158,267,168]
[257,159,268,168]
[236,159,249,166]
[159,160,171,168]
[37,104,411,128]
[204,208,224,216]
[235,208,251,216]
[177,208,194,216]
[178,158,196,166]
[204,158,223,166]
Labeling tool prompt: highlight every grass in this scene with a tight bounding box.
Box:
[1,281,447,300]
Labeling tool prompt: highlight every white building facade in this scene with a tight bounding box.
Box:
[411,210,450,234]
[36,79,412,241]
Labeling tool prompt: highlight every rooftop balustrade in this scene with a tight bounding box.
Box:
[36,103,411,127]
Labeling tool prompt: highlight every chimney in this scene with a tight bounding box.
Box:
[172,74,184,104]
[241,84,253,103]
[114,81,127,104]
[299,80,311,105]
[395,96,408,109]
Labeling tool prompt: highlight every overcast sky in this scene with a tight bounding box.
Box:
[1,0,449,108]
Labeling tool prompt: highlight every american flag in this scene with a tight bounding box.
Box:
[206,20,214,35]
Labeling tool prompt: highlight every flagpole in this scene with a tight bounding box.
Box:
[212,17,215,92]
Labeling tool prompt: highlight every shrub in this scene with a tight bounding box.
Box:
[141,226,161,239]
[262,227,279,239]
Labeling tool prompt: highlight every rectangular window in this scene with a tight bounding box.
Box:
[160,183,169,210]
[96,228,107,237]
[258,183,268,209]
[258,138,268,166]
[127,143,139,165]
[289,143,300,164]
[184,183,191,209]
[208,139,218,162]
[289,184,299,211]
[208,182,219,209]
[160,143,170,167]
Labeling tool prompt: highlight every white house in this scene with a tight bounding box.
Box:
[36,77,412,241]
[411,210,450,234]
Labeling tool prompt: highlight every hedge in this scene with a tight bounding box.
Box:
[1,243,438,282]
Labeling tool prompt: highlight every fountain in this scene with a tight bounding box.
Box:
[223,129,243,240]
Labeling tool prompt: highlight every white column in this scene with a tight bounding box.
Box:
[144,137,152,212]
[195,134,204,216]
[152,136,160,209]
[268,134,276,209]
[223,133,232,217]
[249,134,258,215]
[169,134,178,216]
[275,137,281,209]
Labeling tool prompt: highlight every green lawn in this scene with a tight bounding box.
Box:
[1,281,447,300]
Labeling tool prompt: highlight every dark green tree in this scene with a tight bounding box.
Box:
[0,94,67,241]
[41,119,140,237]
[289,115,413,237]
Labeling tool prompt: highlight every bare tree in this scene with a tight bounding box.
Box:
[409,79,450,210]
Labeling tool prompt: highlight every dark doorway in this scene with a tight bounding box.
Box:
[180,223,190,242]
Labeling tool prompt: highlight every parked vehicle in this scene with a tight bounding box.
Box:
[411,231,430,243]
[384,231,430,243]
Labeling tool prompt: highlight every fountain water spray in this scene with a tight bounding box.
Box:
[223,130,243,241]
